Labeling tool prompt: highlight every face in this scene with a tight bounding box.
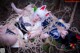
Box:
[32,14,41,22]
[34,5,51,22]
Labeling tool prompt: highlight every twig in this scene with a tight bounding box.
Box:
[69,2,78,25]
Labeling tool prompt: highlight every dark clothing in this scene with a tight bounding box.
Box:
[55,30,77,46]
[15,17,31,35]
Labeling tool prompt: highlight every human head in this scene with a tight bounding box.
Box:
[33,5,52,22]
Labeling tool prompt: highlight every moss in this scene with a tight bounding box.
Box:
[42,43,50,52]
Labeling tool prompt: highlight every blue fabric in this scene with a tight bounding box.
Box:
[42,19,49,28]
[48,28,60,39]
[56,22,66,28]
[52,25,57,29]
[42,17,52,28]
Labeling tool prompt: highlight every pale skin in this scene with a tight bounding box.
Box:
[57,25,68,39]
[11,2,34,16]
[0,23,18,46]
